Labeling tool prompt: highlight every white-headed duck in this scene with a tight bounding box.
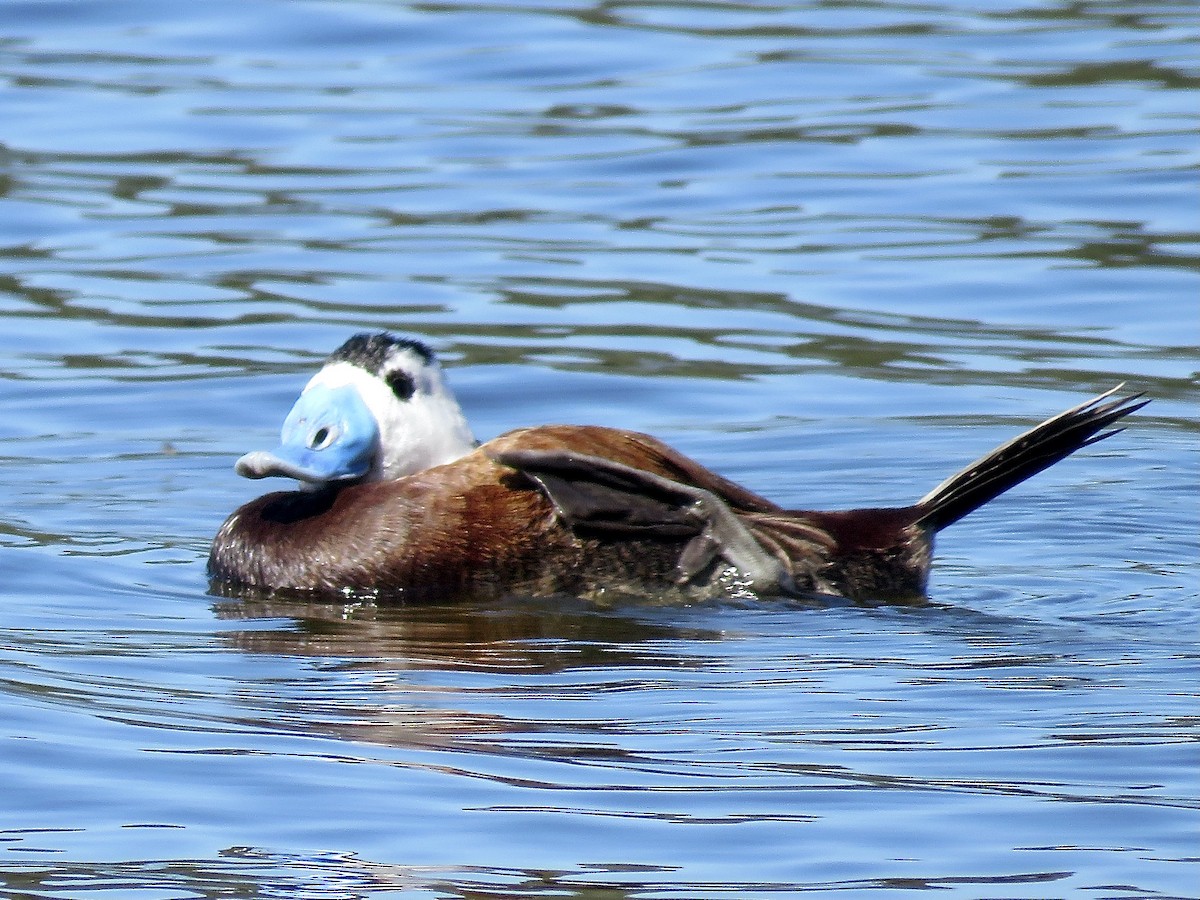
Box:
[209,332,1145,603]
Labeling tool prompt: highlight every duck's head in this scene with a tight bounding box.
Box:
[235,333,477,487]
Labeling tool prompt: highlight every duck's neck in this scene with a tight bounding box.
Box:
[375,403,476,480]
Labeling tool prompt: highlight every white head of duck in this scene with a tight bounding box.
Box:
[234,333,477,487]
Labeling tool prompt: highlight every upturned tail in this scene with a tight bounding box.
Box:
[913,385,1147,534]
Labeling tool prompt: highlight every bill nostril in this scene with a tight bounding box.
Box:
[309,426,333,450]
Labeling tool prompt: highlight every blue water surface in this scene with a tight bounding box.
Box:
[0,0,1197,896]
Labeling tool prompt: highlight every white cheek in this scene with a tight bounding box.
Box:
[306,358,475,479]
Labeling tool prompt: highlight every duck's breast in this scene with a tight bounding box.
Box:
[209,449,580,599]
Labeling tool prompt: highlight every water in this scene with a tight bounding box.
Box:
[1,0,1197,896]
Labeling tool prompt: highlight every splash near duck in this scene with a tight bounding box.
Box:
[209,333,1145,604]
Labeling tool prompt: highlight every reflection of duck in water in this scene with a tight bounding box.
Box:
[209,333,1145,604]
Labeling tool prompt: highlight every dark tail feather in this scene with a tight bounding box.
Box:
[914,385,1148,533]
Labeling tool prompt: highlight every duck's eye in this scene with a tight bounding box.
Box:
[308,425,336,450]
[386,370,415,401]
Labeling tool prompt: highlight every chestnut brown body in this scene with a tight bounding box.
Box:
[210,387,1143,604]
[211,426,774,602]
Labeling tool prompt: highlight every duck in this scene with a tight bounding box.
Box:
[209,332,1146,604]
